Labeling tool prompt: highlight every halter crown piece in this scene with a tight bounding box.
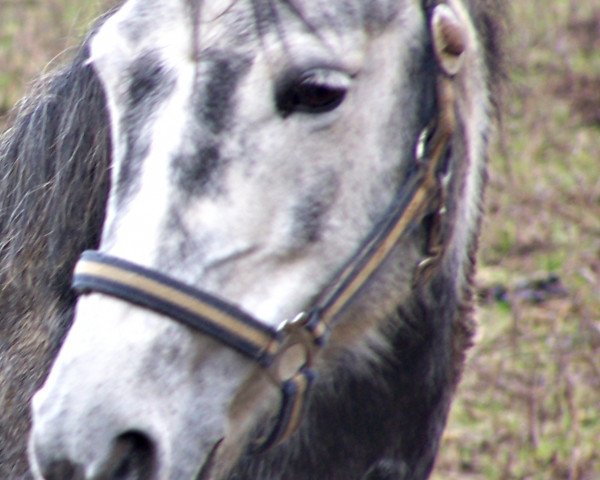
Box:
[72,2,465,453]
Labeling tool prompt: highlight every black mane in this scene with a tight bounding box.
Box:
[0,37,111,478]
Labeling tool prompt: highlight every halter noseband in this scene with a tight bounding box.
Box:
[72,4,463,453]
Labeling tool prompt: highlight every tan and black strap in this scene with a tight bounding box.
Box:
[73,251,315,451]
[73,251,283,368]
[305,79,455,344]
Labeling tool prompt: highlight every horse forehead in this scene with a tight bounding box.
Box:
[91,0,415,123]
[101,0,252,52]
[90,0,422,99]
[101,0,407,47]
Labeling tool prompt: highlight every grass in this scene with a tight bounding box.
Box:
[0,0,109,118]
[433,1,600,479]
[1,1,598,479]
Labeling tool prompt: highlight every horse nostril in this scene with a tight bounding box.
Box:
[39,459,84,480]
[108,431,156,480]
[33,431,155,480]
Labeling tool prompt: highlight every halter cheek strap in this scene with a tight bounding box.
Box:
[71,2,464,453]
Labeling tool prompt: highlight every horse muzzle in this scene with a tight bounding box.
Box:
[28,295,250,480]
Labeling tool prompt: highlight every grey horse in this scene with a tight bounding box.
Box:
[0,0,505,478]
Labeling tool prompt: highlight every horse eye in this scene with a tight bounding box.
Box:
[276,68,350,117]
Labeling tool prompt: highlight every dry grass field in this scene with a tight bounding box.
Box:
[433,2,600,479]
[1,1,598,479]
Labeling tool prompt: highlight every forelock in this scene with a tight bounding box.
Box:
[188,0,407,38]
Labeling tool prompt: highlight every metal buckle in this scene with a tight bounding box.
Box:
[249,312,317,452]
[268,312,314,386]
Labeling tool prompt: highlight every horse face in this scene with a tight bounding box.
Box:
[30,0,434,478]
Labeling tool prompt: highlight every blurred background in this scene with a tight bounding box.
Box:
[1,1,598,478]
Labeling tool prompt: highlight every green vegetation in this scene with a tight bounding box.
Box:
[1,1,598,478]
[0,0,111,118]
[434,2,600,478]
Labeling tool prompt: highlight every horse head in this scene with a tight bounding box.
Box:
[29,1,499,478]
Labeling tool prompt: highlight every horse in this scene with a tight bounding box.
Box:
[0,0,505,478]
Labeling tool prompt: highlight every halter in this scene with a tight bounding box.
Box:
[72,3,464,453]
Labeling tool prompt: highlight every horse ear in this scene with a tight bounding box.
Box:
[431,3,467,76]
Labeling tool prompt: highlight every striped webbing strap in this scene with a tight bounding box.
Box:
[71,75,456,451]
[73,251,317,451]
